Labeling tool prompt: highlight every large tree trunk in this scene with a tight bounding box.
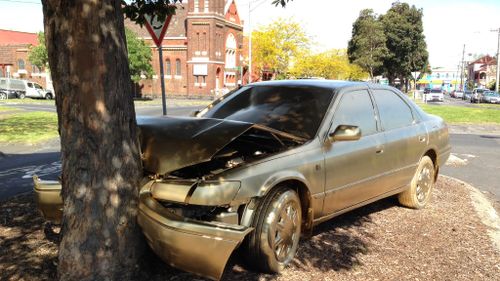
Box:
[42,1,143,280]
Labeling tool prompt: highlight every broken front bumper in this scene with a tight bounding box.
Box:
[33,176,63,224]
[138,185,253,280]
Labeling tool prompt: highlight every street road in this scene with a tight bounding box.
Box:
[441,133,500,199]
[1,102,200,116]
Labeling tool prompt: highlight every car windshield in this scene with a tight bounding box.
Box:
[484,91,499,97]
[200,85,334,139]
[430,89,441,93]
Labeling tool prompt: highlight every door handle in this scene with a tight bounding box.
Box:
[375,145,384,154]
[419,135,426,142]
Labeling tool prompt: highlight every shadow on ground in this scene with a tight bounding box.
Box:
[0,193,396,281]
[0,195,58,281]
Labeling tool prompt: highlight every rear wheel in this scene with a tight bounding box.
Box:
[45,93,52,100]
[245,187,302,273]
[398,156,435,209]
[18,92,25,99]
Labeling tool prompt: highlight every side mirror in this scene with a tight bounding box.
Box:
[329,125,361,142]
[190,110,200,117]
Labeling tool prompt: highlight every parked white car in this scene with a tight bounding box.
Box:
[0,78,53,99]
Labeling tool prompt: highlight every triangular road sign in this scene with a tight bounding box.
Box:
[144,14,173,47]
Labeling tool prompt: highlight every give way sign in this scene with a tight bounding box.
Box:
[144,14,173,47]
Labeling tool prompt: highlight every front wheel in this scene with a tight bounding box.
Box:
[45,93,52,100]
[398,156,435,209]
[245,187,302,273]
[0,92,6,100]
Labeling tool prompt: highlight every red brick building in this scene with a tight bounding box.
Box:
[0,29,49,89]
[127,0,244,97]
[467,55,497,88]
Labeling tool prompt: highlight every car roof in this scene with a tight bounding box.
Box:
[248,79,396,92]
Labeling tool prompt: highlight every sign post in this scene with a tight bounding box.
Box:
[144,14,173,116]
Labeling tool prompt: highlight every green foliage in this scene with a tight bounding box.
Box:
[252,18,309,78]
[291,49,369,80]
[271,0,293,6]
[347,9,387,79]
[487,80,496,90]
[125,28,154,82]
[28,32,48,69]
[123,0,180,26]
[380,2,429,82]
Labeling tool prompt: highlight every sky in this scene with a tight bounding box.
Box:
[1,0,499,68]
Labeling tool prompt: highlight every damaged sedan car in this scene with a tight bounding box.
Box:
[34,80,451,280]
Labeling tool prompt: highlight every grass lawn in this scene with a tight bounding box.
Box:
[0,111,58,144]
[417,103,500,124]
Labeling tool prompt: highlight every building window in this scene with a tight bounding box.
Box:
[194,0,199,12]
[18,59,25,70]
[225,33,237,69]
[166,59,171,75]
[194,75,207,86]
[32,64,40,74]
[175,59,181,76]
[204,0,209,12]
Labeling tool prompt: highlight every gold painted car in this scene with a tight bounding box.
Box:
[34,80,451,280]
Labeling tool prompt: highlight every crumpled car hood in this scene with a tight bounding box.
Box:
[137,116,304,175]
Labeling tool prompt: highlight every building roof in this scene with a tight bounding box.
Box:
[0,29,38,46]
[470,55,496,66]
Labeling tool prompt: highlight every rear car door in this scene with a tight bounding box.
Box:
[323,89,386,214]
[371,89,427,192]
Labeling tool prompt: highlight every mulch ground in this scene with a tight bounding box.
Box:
[1,176,499,281]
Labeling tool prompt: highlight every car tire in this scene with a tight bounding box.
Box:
[18,93,25,99]
[45,93,52,100]
[245,187,302,273]
[0,92,6,100]
[398,156,435,209]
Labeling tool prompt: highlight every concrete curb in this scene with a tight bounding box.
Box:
[441,175,500,252]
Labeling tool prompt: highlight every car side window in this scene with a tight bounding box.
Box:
[331,90,377,136]
[373,90,414,131]
[34,84,43,89]
[27,82,33,88]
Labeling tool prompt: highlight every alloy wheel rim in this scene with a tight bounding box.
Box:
[273,201,299,263]
[416,164,433,203]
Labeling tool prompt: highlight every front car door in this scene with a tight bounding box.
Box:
[322,89,387,215]
[370,88,428,192]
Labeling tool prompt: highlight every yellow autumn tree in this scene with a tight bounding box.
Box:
[251,18,310,79]
[291,49,369,81]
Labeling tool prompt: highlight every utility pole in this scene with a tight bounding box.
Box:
[248,1,252,84]
[492,28,500,92]
[460,44,466,91]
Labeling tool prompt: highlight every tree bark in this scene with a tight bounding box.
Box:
[41,1,143,280]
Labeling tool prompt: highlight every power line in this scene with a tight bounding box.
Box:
[0,0,41,4]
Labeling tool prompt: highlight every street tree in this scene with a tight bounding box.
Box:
[39,1,284,280]
[126,28,154,83]
[347,9,387,80]
[291,49,368,80]
[252,18,309,79]
[28,32,49,69]
[380,2,429,89]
